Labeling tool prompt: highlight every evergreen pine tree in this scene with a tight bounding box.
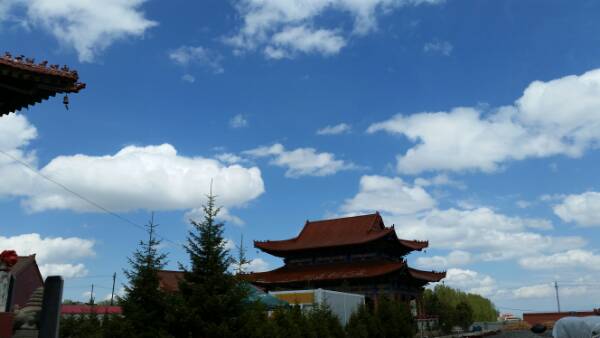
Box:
[120,214,170,337]
[233,233,250,275]
[179,191,248,337]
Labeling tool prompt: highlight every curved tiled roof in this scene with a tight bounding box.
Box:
[247,260,445,285]
[0,52,85,115]
[407,267,446,282]
[247,260,406,285]
[254,213,428,256]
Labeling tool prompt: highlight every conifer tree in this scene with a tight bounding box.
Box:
[120,214,170,337]
[179,191,248,337]
[234,234,250,275]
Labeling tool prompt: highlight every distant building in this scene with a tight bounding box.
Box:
[246,213,445,314]
[0,252,44,312]
[157,270,184,293]
[61,305,122,319]
[523,310,600,326]
[0,52,85,116]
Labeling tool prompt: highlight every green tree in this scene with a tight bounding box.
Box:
[178,191,249,337]
[305,304,345,338]
[377,297,416,338]
[346,304,382,338]
[454,301,474,331]
[119,215,170,337]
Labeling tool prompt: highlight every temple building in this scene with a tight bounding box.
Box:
[0,52,85,116]
[246,213,445,312]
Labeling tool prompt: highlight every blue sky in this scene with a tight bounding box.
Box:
[2,0,600,314]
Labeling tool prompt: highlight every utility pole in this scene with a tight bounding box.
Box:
[554,281,561,312]
[89,283,95,305]
[110,272,116,306]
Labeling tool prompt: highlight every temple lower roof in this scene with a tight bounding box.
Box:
[246,260,445,285]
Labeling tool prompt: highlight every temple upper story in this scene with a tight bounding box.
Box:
[255,213,428,265]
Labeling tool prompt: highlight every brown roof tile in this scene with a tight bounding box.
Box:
[246,260,406,284]
[254,213,428,255]
[407,267,446,282]
[157,270,184,292]
[0,52,85,115]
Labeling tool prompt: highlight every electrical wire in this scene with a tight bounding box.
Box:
[0,148,181,247]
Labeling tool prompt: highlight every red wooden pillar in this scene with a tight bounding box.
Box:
[0,312,13,338]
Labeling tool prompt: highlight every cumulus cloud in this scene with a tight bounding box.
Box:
[181,74,196,83]
[244,258,270,272]
[265,25,346,59]
[186,206,245,226]
[423,40,453,56]
[316,123,352,135]
[244,143,357,177]
[229,114,248,128]
[413,174,464,189]
[519,249,600,271]
[339,175,570,265]
[0,233,95,278]
[512,282,587,299]
[441,268,497,297]
[392,207,575,262]
[169,46,224,74]
[0,115,265,213]
[416,250,472,270]
[226,0,443,58]
[342,175,435,215]
[553,192,600,227]
[0,0,156,62]
[368,68,600,174]
[39,263,88,279]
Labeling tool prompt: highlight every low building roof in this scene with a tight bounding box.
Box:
[254,213,428,256]
[156,270,184,292]
[61,305,122,315]
[0,52,85,116]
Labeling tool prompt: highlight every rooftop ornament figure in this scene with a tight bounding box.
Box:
[0,251,18,270]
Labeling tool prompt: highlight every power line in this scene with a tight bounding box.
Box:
[0,148,181,247]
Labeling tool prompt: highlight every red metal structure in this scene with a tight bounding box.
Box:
[247,213,445,311]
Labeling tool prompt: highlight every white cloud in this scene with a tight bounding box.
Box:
[512,283,587,299]
[39,263,88,279]
[215,153,246,165]
[244,143,356,177]
[519,249,600,271]
[441,268,497,297]
[338,174,574,264]
[186,206,245,226]
[169,46,224,74]
[0,115,265,213]
[244,258,270,272]
[1,0,156,62]
[423,40,453,56]
[416,250,472,270]
[342,175,435,215]
[229,114,248,128]
[368,68,600,174]
[553,192,600,227]
[265,25,346,59]
[0,233,95,279]
[392,207,575,262]
[413,173,464,189]
[226,0,443,58]
[181,74,196,83]
[316,123,352,135]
